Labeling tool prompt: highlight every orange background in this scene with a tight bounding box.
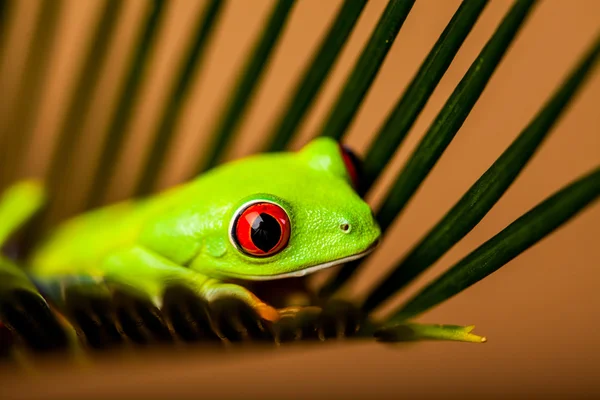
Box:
[0,0,599,398]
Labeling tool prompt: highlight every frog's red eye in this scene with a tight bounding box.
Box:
[339,144,362,191]
[231,201,290,257]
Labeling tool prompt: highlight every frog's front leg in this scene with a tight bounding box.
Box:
[245,279,368,341]
[101,246,279,341]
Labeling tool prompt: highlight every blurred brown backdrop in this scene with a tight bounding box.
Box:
[0,0,599,398]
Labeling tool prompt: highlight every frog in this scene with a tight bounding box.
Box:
[27,137,381,331]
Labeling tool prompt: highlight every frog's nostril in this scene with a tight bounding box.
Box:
[340,223,351,233]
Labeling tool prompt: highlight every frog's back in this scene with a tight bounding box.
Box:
[29,201,150,276]
[29,182,194,277]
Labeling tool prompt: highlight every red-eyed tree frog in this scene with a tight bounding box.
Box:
[28,137,381,323]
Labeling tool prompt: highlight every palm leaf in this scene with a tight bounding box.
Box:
[42,0,123,228]
[375,0,535,231]
[319,0,415,140]
[85,0,167,209]
[360,0,488,195]
[320,0,537,297]
[195,0,296,173]
[0,0,598,354]
[134,0,225,196]
[386,166,600,323]
[374,322,487,343]
[0,0,62,187]
[0,0,13,57]
[265,0,368,152]
[362,32,600,313]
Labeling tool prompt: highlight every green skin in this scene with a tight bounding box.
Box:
[28,138,381,322]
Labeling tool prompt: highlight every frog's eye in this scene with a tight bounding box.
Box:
[339,144,362,191]
[231,201,291,257]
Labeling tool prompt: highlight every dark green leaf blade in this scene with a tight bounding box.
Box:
[374,322,486,343]
[319,0,536,298]
[0,0,13,61]
[265,0,368,152]
[319,0,416,141]
[84,0,167,209]
[134,0,225,196]
[0,0,63,188]
[362,33,600,313]
[43,0,123,225]
[375,0,536,233]
[387,166,600,323]
[195,0,296,173]
[360,0,488,196]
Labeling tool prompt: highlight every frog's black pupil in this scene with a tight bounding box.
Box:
[251,213,281,252]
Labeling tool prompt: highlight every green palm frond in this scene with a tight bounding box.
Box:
[387,166,599,323]
[320,0,536,297]
[360,0,488,195]
[135,0,224,197]
[265,0,368,152]
[197,0,295,173]
[42,0,123,229]
[0,0,598,355]
[86,0,167,210]
[0,0,62,187]
[363,33,600,313]
[318,0,415,141]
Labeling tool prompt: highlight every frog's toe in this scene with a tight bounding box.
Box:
[203,282,279,323]
[208,297,276,343]
[162,286,219,343]
[275,306,322,342]
[272,312,298,343]
[199,282,278,342]
[273,300,364,342]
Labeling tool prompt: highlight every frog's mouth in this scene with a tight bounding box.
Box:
[237,238,380,281]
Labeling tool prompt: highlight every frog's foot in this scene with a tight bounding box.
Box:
[199,280,278,343]
[274,300,366,342]
[101,247,278,344]
[374,322,487,344]
[105,280,220,344]
[275,306,321,342]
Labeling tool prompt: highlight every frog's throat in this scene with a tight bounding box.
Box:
[233,238,380,281]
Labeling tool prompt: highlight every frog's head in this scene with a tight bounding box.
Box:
[191,137,381,280]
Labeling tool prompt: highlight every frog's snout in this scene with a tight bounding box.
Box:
[337,204,381,249]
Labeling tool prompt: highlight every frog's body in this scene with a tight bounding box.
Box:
[27,138,381,322]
